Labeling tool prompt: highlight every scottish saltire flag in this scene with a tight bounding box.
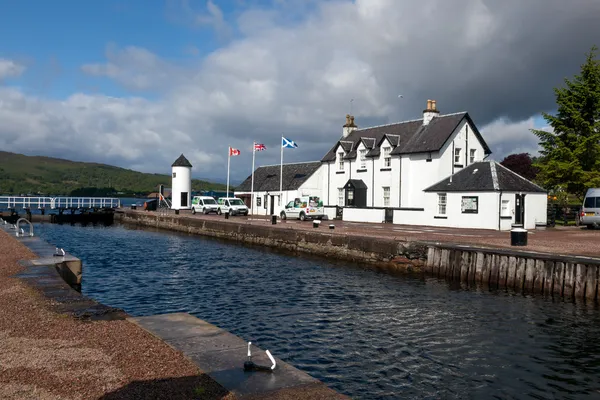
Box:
[282,137,298,149]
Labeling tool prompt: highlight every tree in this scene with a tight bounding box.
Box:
[500,153,538,181]
[531,45,600,200]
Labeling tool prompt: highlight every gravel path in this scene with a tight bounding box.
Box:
[0,229,233,400]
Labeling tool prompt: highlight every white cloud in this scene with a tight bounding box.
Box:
[0,59,25,80]
[1,0,599,183]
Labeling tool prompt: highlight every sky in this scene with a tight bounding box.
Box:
[1,0,600,184]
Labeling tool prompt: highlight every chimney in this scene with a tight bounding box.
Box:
[342,114,358,138]
[423,99,440,126]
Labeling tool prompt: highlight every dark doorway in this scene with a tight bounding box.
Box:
[181,192,188,207]
[515,194,526,225]
[343,179,367,208]
[270,195,276,215]
[384,208,393,223]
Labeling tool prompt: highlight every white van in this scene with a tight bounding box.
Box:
[217,197,249,216]
[280,195,325,221]
[581,188,600,229]
[191,196,219,214]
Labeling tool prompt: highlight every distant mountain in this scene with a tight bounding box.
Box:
[0,151,228,196]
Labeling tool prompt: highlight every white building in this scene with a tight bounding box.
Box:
[396,161,548,230]
[235,161,323,215]
[238,99,547,230]
[171,154,192,210]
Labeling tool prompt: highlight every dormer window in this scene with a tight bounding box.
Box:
[338,152,344,170]
[359,149,367,169]
[383,147,391,168]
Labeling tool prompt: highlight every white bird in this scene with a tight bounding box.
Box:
[398,94,404,98]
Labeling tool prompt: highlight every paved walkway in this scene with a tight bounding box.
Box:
[138,210,600,258]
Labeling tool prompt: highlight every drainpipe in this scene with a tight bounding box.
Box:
[398,157,402,207]
[327,162,330,205]
[465,125,469,166]
[372,157,375,207]
[451,141,455,175]
[498,190,503,231]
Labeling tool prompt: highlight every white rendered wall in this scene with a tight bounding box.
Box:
[525,193,548,229]
[342,208,385,223]
[393,191,500,230]
[171,166,192,209]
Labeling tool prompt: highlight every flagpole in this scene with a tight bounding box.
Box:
[280,136,284,204]
[226,147,231,197]
[251,141,255,215]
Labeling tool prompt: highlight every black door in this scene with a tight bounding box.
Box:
[181,192,188,207]
[270,195,276,215]
[384,208,393,223]
[515,194,526,224]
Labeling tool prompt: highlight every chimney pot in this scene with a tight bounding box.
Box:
[426,99,432,110]
[431,100,437,111]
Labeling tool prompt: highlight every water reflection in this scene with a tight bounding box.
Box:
[35,223,600,400]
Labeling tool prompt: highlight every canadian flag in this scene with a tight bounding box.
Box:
[229,147,241,156]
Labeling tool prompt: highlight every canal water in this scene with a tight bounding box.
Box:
[35,223,600,400]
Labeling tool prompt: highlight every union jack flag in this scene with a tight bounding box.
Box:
[254,143,266,151]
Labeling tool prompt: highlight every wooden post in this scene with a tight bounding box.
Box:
[498,255,509,289]
[534,260,545,294]
[574,264,587,300]
[524,259,536,293]
[514,258,527,292]
[440,249,450,278]
[460,252,469,282]
[426,247,435,274]
[489,254,500,288]
[507,256,517,289]
[468,252,477,284]
[584,264,598,302]
[563,263,576,300]
[543,261,555,296]
[553,262,565,298]
[475,252,484,283]
[481,253,492,286]
[433,248,442,277]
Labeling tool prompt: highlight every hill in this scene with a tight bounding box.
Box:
[0,151,228,196]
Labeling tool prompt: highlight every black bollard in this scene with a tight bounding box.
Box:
[175,209,180,215]
[41,208,45,215]
[225,212,229,219]
[271,215,277,225]
[329,224,335,230]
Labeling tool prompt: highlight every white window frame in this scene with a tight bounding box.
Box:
[454,148,461,164]
[383,187,390,206]
[470,149,476,164]
[359,149,367,169]
[338,152,345,171]
[338,188,344,207]
[383,147,391,168]
[501,199,510,217]
[438,193,447,215]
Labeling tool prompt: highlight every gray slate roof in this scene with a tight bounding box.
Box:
[424,161,546,193]
[321,113,491,162]
[236,161,321,192]
[172,154,193,168]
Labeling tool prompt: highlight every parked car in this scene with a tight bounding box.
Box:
[280,195,325,221]
[217,197,249,216]
[191,196,219,214]
[580,188,600,229]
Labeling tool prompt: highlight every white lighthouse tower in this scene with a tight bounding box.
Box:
[171,154,192,210]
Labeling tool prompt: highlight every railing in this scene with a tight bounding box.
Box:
[0,196,121,210]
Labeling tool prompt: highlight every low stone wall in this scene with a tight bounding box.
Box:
[118,211,428,272]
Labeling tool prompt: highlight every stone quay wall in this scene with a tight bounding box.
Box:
[118,211,599,303]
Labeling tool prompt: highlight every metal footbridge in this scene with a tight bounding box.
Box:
[0,196,121,210]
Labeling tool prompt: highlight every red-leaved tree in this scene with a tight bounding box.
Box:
[500,153,539,181]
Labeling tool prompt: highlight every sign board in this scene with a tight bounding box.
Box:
[461,196,478,214]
